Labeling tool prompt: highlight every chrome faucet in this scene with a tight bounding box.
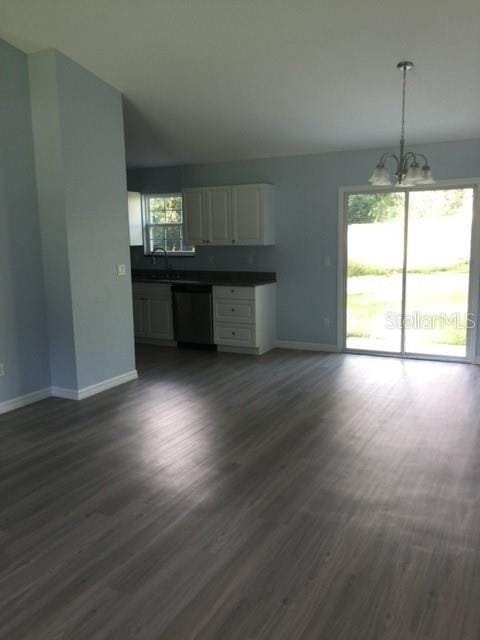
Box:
[151,246,169,271]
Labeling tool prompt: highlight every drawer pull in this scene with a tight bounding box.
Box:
[231,308,235,312]
[231,289,235,293]
[232,331,236,336]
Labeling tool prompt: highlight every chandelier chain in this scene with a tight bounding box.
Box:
[400,65,407,146]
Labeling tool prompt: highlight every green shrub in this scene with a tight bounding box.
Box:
[347,261,469,278]
[347,261,399,277]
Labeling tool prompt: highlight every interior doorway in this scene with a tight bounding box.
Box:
[339,185,478,361]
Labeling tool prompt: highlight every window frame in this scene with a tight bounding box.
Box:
[142,192,195,257]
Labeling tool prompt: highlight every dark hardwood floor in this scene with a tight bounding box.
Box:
[1,345,480,639]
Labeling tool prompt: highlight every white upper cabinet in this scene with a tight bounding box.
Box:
[207,187,231,245]
[182,184,274,246]
[128,191,143,246]
[183,189,207,246]
[231,185,260,245]
[231,185,274,245]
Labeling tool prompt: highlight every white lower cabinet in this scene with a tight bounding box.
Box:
[132,283,174,343]
[213,283,276,355]
[132,295,149,337]
[216,323,256,346]
[214,299,255,324]
[148,295,173,339]
[132,281,275,354]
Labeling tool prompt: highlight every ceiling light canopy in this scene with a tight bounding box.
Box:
[369,61,435,187]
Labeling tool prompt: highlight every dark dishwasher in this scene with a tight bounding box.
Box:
[171,283,214,347]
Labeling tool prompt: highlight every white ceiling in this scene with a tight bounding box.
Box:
[1,0,479,168]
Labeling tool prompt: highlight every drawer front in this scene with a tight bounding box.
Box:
[214,300,255,324]
[213,285,255,301]
[215,323,256,347]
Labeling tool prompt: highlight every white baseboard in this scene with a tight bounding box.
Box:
[1,370,139,415]
[50,386,80,400]
[275,340,338,353]
[0,388,51,416]
[51,369,138,400]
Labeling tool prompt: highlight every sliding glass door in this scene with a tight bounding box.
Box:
[345,192,405,353]
[344,187,475,360]
[404,189,474,357]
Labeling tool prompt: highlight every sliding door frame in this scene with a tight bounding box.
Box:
[337,179,480,363]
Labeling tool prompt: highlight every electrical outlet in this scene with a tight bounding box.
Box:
[208,255,215,265]
[247,255,254,265]
[323,317,331,328]
[117,264,127,276]
[0,363,4,377]
[324,255,331,267]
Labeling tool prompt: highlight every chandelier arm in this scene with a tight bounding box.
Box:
[378,152,400,174]
[379,152,399,165]
[414,153,431,167]
[401,151,417,173]
[403,151,417,163]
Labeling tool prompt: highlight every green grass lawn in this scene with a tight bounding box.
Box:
[347,267,470,353]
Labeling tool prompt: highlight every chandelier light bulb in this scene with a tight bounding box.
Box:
[417,165,435,185]
[405,163,422,183]
[368,164,392,186]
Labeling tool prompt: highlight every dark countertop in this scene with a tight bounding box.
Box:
[131,269,276,287]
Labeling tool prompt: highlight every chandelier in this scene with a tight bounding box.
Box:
[369,61,434,187]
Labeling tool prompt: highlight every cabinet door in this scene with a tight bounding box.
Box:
[231,185,262,245]
[133,296,148,336]
[206,187,231,244]
[183,190,207,246]
[147,295,173,340]
[128,191,143,246]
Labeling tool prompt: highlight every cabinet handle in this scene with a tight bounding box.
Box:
[232,331,236,336]
[232,239,236,244]
[231,289,235,293]
[206,239,210,243]
[231,308,235,312]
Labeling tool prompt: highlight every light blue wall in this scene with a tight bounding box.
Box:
[128,139,480,345]
[29,50,136,391]
[29,50,78,389]
[56,53,136,389]
[0,39,49,403]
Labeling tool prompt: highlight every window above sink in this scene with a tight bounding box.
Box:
[144,193,195,256]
